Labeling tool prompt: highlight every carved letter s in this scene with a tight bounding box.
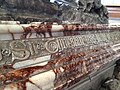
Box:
[10,41,30,62]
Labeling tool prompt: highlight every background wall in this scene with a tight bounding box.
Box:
[101,0,120,6]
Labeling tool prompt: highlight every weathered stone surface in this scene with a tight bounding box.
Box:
[0,0,108,24]
[60,0,108,24]
[0,0,59,23]
[102,60,120,90]
[100,78,120,90]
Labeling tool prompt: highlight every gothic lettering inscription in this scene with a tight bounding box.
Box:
[0,31,119,66]
[9,41,30,62]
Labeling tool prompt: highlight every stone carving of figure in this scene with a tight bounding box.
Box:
[100,78,120,90]
[77,0,94,12]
